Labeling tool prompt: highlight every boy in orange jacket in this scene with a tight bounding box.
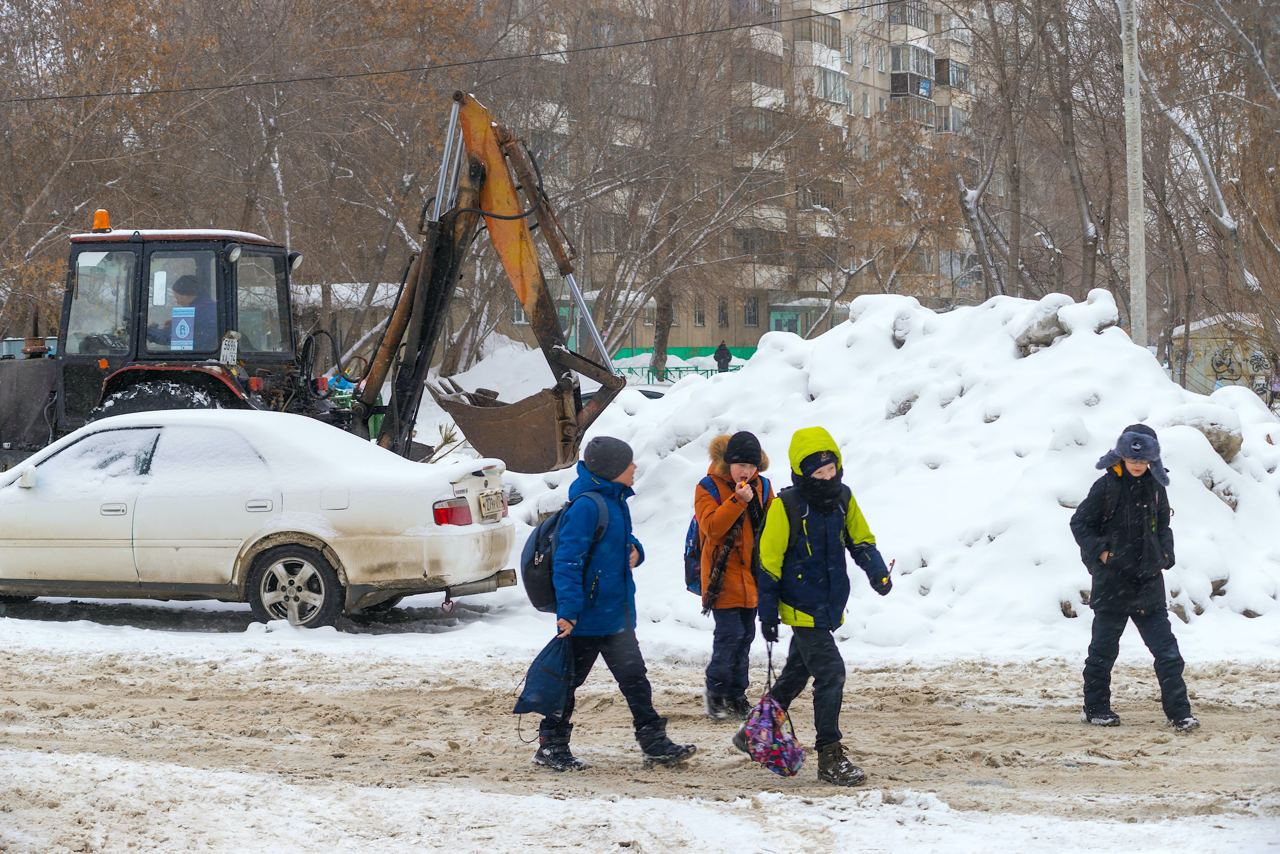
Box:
[694,431,774,720]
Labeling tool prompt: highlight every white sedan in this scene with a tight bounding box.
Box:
[0,410,516,626]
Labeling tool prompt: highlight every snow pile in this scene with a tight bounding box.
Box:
[502,289,1280,660]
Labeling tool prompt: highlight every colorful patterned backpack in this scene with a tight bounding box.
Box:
[742,645,806,777]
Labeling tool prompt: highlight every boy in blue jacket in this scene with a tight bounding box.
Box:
[535,436,697,771]
[744,427,892,786]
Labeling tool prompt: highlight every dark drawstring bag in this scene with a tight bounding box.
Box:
[513,635,576,718]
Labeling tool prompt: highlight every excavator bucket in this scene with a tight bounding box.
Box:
[418,93,624,472]
[429,379,583,474]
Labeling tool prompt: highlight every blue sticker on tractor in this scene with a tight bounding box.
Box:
[171,306,195,351]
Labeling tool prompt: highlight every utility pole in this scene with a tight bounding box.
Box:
[1120,0,1147,347]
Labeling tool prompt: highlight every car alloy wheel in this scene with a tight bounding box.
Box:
[248,545,342,627]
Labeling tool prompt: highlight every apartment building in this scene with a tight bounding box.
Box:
[489,0,979,360]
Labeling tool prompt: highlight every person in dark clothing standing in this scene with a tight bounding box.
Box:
[713,340,732,373]
[745,427,893,786]
[695,431,774,720]
[535,436,697,771]
[1070,424,1199,732]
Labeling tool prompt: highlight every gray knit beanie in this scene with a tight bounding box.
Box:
[583,436,634,481]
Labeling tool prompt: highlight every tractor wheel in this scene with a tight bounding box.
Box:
[247,545,344,628]
[89,380,222,421]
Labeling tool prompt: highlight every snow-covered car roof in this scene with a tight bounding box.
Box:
[9,410,500,485]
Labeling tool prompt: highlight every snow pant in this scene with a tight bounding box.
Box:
[769,626,846,750]
[539,628,662,739]
[1083,609,1191,721]
[705,607,756,698]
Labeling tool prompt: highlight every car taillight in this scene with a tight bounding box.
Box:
[433,497,473,526]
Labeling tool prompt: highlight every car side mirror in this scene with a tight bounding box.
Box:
[16,467,36,489]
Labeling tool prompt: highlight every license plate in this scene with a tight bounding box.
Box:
[479,490,503,520]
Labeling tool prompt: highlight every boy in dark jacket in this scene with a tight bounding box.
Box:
[746,427,892,787]
[695,431,774,720]
[535,436,697,771]
[1069,424,1199,732]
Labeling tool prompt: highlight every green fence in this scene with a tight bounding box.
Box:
[616,364,741,383]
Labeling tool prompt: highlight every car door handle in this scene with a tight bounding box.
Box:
[245,499,273,512]
[100,503,127,516]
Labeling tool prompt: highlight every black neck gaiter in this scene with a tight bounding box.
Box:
[793,469,845,512]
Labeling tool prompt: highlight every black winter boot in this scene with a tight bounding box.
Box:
[533,724,588,772]
[816,742,866,787]
[636,717,697,768]
[1081,706,1121,727]
[704,692,732,721]
[730,695,752,720]
[731,722,750,755]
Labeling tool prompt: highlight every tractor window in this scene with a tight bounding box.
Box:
[145,250,219,354]
[236,251,289,353]
[66,250,136,355]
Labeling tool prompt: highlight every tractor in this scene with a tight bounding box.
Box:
[0,92,624,474]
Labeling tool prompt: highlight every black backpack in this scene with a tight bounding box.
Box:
[520,492,609,613]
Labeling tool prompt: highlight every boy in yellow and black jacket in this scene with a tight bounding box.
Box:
[751,427,892,787]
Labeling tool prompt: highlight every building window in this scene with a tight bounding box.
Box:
[876,46,886,73]
[812,67,849,106]
[513,296,529,325]
[862,91,871,118]
[733,48,786,89]
[861,41,871,67]
[694,295,706,327]
[643,306,655,326]
[891,44,934,77]
[889,0,927,29]
[800,179,843,209]
[878,97,887,114]
[874,1,887,20]
[732,106,784,141]
[731,0,781,30]
[892,95,936,127]
[935,105,967,134]
[733,227,784,259]
[590,214,624,252]
[795,13,841,50]
[718,297,729,328]
[743,296,760,328]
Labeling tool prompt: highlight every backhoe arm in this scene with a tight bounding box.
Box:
[358,92,623,472]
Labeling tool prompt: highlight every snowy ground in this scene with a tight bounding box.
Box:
[1,603,1278,853]
[3,290,1280,851]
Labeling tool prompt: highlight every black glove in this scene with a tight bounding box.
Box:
[761,620,779,643]
[868,571,892,596]
[850,543,892,596]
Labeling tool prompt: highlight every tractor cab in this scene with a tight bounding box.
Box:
[0,210,306,469]
[57,211,301,425]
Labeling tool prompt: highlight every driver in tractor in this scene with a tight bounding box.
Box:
[147,275,218,352]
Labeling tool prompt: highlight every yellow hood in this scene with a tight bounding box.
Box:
[787,427,842,475]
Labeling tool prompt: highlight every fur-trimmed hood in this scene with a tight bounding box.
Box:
[707,434,770,481]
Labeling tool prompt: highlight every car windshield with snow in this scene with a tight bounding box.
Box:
[0,410,516,627]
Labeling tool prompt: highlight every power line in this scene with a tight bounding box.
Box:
[1,0,907,106]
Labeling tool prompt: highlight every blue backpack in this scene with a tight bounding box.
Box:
[683,475,770,594]
[521,492,609,613]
